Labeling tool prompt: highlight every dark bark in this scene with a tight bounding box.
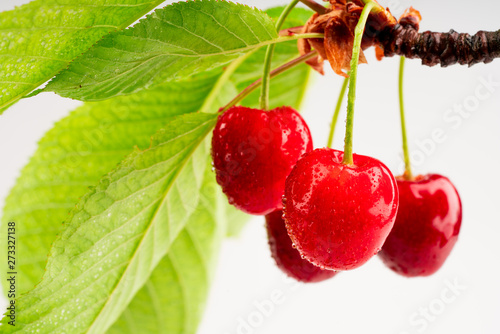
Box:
[377,24,500,67]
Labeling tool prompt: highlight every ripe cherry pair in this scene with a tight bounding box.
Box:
[212,106,462,282]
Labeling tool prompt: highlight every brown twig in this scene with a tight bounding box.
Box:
[377,26,500,67]
[299,0,500,68]
[298,0,327,15]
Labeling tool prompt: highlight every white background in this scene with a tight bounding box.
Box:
[1,1,499,334]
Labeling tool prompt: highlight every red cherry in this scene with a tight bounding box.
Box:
[212,106,313,215]
[378,174,462,277]
[283,148,399,271]
[266,210,338,283]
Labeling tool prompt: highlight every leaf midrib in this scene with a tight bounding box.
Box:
[82,36,289,62]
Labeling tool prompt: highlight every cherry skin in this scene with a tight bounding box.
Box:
[283,148,399,271]
[266,210,338,283]
[212,106,313,215]
[378,174,462,277]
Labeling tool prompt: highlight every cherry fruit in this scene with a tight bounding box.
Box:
[283,148,399,271]
[266,210,337,283]
[378,174,462,277]
[212,106,313,215]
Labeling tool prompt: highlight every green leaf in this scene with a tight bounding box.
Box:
[1,112,217,334]
[0,67,246,334]
[0,1,310,301]
[43,0,278,102]
[0,6,312,332]
[0,0,165,113]
[0,70,225,295]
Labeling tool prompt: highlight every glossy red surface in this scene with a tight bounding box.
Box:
[283,148,399,271]
[212,106,313,215]
[378,174,462,277]
[266,210,338,283]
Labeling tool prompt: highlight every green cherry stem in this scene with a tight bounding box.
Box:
[399,56,413,180]
[342,0,376,165]
[221,51,318,113]
[348,0,384,13]
[260,0,300,110]
[327,77,349,148]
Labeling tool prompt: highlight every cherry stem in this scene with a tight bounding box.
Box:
[298,0,327,15]
[342,1,376,165]
[348,0,384,13]
[260,0,300,110]
[221,51,318,113]
[399,56,413,180]
[327,77,349,148]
